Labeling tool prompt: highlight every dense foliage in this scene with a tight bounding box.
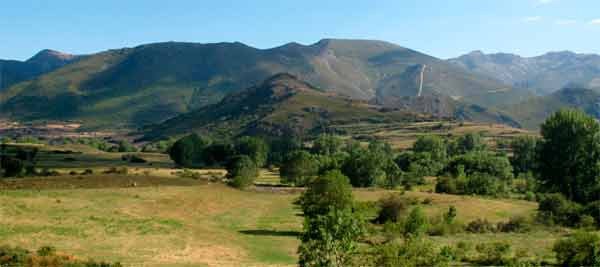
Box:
[537,109,600,204]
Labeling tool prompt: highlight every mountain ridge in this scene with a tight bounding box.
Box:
[448,50,600,94]
[1,39,522,128]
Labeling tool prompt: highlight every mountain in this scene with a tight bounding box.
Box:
[141,73,429,140]
[448,50,600,95]
[374,94,519,128]
[0,49,79,90]
[506,87,600,129]
[0,39,526,128]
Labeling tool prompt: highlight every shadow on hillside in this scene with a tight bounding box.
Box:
[239,229,300,237]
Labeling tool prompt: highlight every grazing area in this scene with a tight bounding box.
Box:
[1,111,597,266]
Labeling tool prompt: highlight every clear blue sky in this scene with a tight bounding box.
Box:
[2,0,599,60]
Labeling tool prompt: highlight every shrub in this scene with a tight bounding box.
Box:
[121,154,147,163]
[104,167,129,175]
[553,231,600,267]
[1,157,25,177]
[116,140,137,152]
[82,169,94,175]
[36,246,56,256]
[226,155,258,189]
[374,194,409,224]
[466,219,496,233]
[311,134,343,156]
[403,207,428,238]
[444,152,513,180]
[537,193,582,226]
[584,201,600,227]
[371,239,451,267]
[497,216,530,233]
[475,242,512,266]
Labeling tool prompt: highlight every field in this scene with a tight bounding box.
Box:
[0,124,563,266]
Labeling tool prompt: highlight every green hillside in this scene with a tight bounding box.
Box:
[0,49,79,91]
[142,74,430,140]
[0,39,524,128]
[506,87,600,129]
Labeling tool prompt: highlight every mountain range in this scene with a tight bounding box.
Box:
[0,39,526,128]
[448,50,600,95]
[0,49,80,91]
[1,39,600,133]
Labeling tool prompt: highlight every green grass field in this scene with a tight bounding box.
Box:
[0,139,567,266]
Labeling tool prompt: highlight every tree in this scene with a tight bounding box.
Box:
[298,208,365,267]
[1,157,24,177]
[444,151,513,180]
[311,134,343,156]
[298,170,353,218]
[297,170,364,267]
[451,133,486,155]
[342,140,400,187]
[280,150,319,186]
[510,136,538,175]
[537,109,600,203]
[413,135,447,162]
[235,136,269,167]
[117,140,137,152]
[226,155,258,189]
[168,134,209,167]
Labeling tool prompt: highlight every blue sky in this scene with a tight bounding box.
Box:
[1,0,598,60]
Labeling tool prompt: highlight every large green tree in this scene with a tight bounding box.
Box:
[537,109,600,203]
[168,134,210,167]
[510,136,538,175]
[297,170,364,267]
[280,150,319,186]
[235,136,269,167]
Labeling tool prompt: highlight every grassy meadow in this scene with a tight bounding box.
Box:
[0,123,568,266]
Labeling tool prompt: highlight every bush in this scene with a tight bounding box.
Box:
[374,194,409,224]
[474,242,512,266]
[466,219,496,233]
[403,207,428,238]
[36,246,56,256]
[121,154,147,163]
[104,167,129,175]
[584,201,600,227]
[444,152,513,180]
[226,155,258,189]
[553,231,600,267]
[497,216,530,233]
[1,156,24,177]
[311,134,343,156]
[537,193,583,226]
[371,239,451,267]
[280,150,319,186]
[116,140,137,152]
